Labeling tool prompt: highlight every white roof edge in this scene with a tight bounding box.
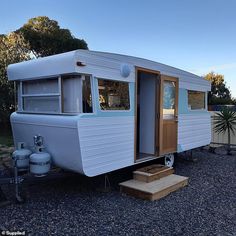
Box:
[85,50,204,79]
[7,50,79,81]
[7,49,209,86]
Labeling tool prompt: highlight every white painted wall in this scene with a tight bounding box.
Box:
[10,112,84,174]
[139,73,156,154]
[178,113,211,151]
[78,116,134,176]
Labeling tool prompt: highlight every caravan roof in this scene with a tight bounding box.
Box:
[7,49,210,91]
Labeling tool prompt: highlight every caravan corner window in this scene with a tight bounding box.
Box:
[62,75,93,113]
[82,76,93,113]
[188,90,206,110]
[20,75,93,114]
[98,79,130,110]
[22,78,60,113]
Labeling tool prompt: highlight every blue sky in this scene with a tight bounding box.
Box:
[1,0,236,97]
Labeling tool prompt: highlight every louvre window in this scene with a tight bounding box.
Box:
[22,78,60,113]
[20,75,93,114]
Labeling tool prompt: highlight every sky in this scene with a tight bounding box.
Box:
[1,0,236,97]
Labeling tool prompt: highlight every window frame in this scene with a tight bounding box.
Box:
[18,74,94,115]
[20,76,60,114]
[187,90,207,111]
[62,75,83,114]
[96,77,131,112]
[81,75,94,114]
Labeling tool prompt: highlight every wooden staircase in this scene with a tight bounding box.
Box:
[119,164,188,201]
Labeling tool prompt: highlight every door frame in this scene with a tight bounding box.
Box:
[159,75,179,155]
[134,67,161,162]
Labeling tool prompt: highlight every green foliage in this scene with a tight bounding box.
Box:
[205,72,234,105]
[0,16,89,124]
[0,32,30,123]
[0,129,13,147]
[214,107,236,154]
[214,108,236,134]
[17,16,88,57]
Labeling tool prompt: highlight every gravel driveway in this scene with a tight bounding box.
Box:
[0,149,235,236]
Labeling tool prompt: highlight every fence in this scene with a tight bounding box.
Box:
[208,105,236,112]
[211,112,236,146]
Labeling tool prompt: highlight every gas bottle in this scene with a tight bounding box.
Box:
[30,146,51,177]
[12,142,32,170]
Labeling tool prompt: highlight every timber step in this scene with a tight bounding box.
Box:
[133,164,174,183]
[120,165,188,201]
[120,174,189,201]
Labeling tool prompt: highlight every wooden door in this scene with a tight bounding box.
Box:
[159,75,178,155]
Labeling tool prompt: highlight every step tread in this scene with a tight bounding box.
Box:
[133,164,172,176]
[119,174,188,194]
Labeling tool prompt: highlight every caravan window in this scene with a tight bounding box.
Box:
[22,78,60,113]
[163,81,176,117]
[82,76,93,113]
[98,79,130,110]
[188,90,206,110]
[63,76,82,113]
[62,75,93,113]
[20,75,93,114]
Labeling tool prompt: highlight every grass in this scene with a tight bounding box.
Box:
[0,135,13,147]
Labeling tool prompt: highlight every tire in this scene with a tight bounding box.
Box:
[164,153,175,167]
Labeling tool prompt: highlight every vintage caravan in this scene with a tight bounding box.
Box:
[7,50,211,177]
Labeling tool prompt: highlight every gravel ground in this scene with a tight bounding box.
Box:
[0,149,235,236]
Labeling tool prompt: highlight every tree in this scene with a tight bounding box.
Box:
[17,16,88,57]
[0,16,89,124]
[214,107,236,155]
[205,72,233,105]
[0,32,30,123]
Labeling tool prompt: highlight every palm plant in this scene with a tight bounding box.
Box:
[214,107,236,155]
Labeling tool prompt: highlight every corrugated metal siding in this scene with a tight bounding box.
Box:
[78,116,134,176]
[178,113,211,151]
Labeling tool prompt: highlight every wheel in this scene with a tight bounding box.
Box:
[164,153,175,167]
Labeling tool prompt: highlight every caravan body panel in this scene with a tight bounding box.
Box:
[8,50,211,176]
